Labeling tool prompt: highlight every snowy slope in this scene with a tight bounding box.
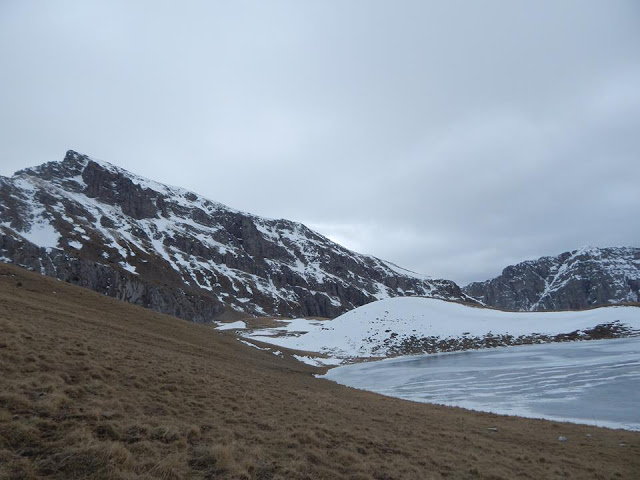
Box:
[243,297,640,359]
[464,246,640,311]
[0,150,471,320]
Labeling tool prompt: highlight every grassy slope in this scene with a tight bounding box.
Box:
[0,263,638,480]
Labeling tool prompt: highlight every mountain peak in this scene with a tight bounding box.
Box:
[13,149,94,181]
[64,149,88,162]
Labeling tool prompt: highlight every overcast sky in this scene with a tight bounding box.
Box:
[1,1,638,285]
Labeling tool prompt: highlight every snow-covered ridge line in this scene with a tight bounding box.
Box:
[241,297,640,360]
[0,150,471,320]
[16,152,238,216]
[464,246,640,312]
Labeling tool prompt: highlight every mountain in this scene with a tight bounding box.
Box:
[0,150,471,321]
[463,246,640,311]
[241,297,640,359]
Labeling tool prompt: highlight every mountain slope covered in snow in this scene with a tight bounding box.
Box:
[243,297,640,360]
[0,150,471,320]
[464,246,640,311]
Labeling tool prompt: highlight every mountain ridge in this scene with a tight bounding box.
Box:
[0,150,471,320]
[463,246,640,311]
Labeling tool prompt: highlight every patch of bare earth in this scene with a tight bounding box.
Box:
[0,263,638,479]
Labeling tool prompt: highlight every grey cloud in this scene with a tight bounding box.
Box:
[1,0,638,284]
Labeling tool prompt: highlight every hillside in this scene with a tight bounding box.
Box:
[464,246,640,311]
[242,296,640,360]
[1,263,639,479]
[0,150,471,321]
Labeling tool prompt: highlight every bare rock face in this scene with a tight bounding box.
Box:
[464,247,640,311]
[0,150,473,322]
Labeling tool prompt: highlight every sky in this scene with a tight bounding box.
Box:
[1,1,639,285]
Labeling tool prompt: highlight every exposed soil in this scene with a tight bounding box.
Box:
[1,263,638,479]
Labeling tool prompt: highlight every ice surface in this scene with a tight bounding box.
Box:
[324,337,640,430]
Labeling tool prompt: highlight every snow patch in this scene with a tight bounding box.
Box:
[215,320,247,331]
[244,297,640,359]
[68,240,83,250]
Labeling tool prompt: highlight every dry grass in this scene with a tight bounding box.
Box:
[0,263,638,479]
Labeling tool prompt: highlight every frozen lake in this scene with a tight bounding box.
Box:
[324,337,640,430]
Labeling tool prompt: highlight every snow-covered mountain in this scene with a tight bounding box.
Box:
[464,246,640,311]
[0,150,471,320]
[241,297,640,360]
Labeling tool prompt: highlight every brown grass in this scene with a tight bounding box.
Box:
[0,263,638,479]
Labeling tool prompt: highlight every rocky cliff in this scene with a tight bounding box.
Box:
[0,150,472,321]
[463,246,640,311]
